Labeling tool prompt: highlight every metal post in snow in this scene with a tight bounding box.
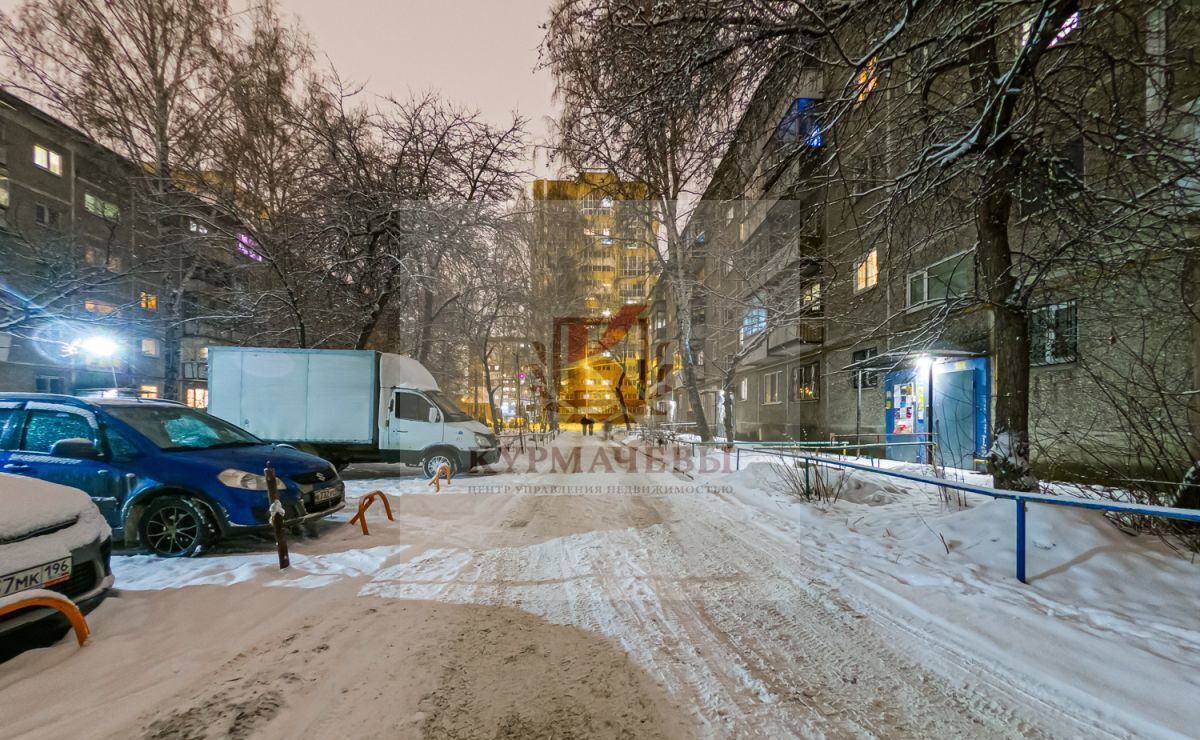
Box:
[736,447,741,471]
[1016,499,1027,583]
[804,459,811,499]
[264,463,290,570]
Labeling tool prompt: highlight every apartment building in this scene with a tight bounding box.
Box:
[649,4,1199,482]
[0,91,251,405]
[531,171,655,423]
[0,90,169,398]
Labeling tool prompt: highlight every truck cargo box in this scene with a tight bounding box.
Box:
[208,348,378,444]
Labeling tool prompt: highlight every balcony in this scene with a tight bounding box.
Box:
[744,321,824,366]
[746,233,821,293]
[182,361,208,380]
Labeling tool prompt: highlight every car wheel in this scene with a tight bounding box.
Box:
[139,496,212,558]
[422,452,459,479]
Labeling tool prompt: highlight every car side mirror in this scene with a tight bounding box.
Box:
[428,407,441,424]
[50,438,103,460]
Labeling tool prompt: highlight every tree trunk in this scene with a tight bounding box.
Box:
[416,285,436,364]
[160,261,194,402]
[977,157,1036,491]
[671,280,712,441]
[1181,253,1200,507]
[162,320,182,401]
[614,363,632,430]
[483,349,503,435]
[1186,254,1200,467]
[661,200,712,442]
[722,373,736,446]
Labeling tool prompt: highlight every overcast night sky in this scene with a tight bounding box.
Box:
[276,0,558,173]
[0,0,561,175]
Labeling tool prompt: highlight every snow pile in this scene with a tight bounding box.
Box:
[114,544,409,590]
[0,587,80,613]
[3,435,1197,739]
[0,472,94,542]
[0,472,111,574]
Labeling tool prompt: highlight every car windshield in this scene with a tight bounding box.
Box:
[425,391,472,423]
[105,405,262,451]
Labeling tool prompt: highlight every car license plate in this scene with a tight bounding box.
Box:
[313,487,341,503]
[0,558,72,598]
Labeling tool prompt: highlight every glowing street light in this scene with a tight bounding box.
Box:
[70,335,122,389]
[80,335,119,359]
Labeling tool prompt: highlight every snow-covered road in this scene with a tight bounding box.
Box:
[1,432,1197,739]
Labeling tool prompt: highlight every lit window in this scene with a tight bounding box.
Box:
[140,292,158,311]
[84,193,120,221]
[741,298,767,343]
[237,232,264,262]
[738,377,749,401]
[33,144,63,175]
[186,387,210,409]
[777,98,823,149]
[198,346,209,362]
[1020,11,1080,49]
[801,282,822,311]
[188,220,209,234]
[854,249,879,292]
[139,385,159,399]
[141,338,161,357]
[856,57,879,104]
[791,362,819,401]
[84,299,115,315]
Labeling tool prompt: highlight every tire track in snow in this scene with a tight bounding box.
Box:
[359,437,1083,737]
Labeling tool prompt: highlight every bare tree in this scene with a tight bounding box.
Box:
[1,0,235,399]
[548,0,1200,494]
[544,1,757,442]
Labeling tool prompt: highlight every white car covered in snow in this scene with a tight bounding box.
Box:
[0,472,114,635]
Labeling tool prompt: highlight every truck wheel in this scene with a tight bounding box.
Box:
[423,452,459,479]
[139,496,212,558]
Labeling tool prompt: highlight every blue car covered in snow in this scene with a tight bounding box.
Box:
[0,394,345,557]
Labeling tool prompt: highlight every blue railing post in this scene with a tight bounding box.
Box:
[1016,499,1027,583]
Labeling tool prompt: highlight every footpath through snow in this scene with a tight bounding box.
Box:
[0,431,1197,739]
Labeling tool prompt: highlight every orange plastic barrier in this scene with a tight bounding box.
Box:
[427,464,452,492]
[348,490,394,536]
[0,594,90,646]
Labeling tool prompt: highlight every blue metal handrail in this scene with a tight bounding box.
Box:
[688,435,934,458]
[743,447,1200,583]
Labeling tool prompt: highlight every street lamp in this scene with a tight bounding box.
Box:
[80,335,118,359]
[79,335,121,390]
[915,354,935,464]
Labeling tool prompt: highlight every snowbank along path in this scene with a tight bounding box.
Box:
[1,431,1196,739]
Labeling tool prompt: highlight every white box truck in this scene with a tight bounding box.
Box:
[207,348,499,476]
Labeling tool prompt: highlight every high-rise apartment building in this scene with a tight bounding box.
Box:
[531,171,657,423]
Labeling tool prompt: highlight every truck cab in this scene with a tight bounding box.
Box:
[385,387,499,477]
